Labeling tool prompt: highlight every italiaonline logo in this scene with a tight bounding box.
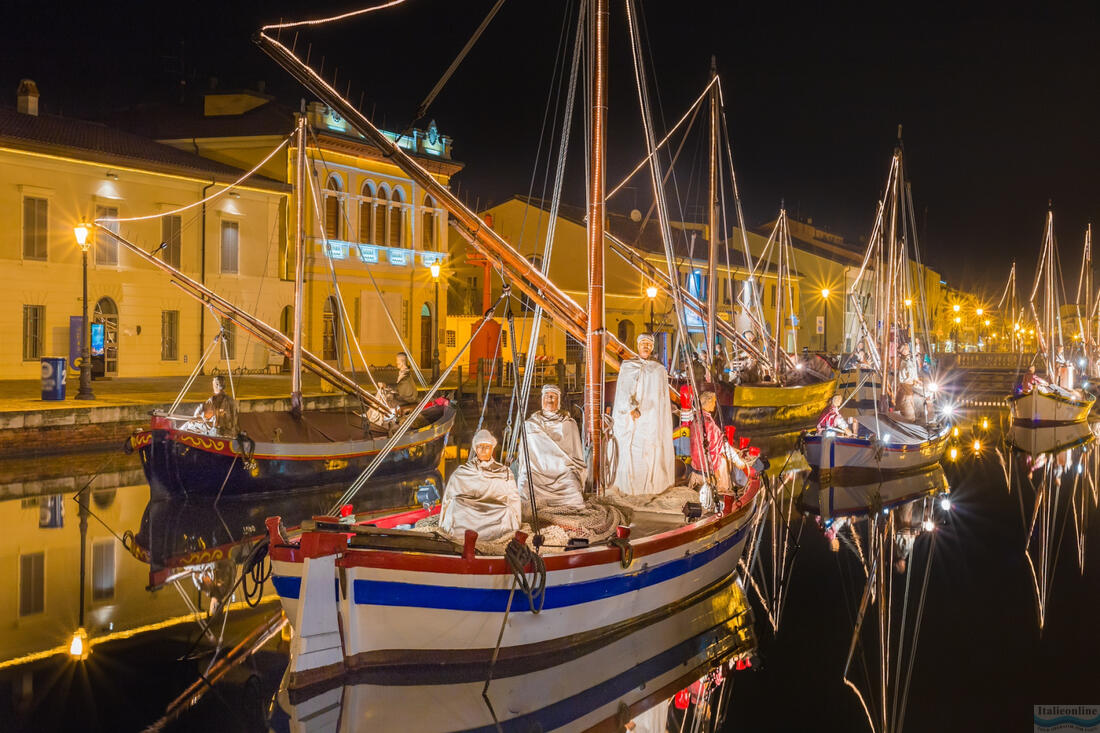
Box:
[1035,706,1100,731]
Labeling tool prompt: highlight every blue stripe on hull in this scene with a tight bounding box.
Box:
[272,574,302,600]
[350,521,750,612]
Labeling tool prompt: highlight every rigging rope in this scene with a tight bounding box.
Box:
[95,136,291,224]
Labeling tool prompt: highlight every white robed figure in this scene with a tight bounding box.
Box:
[611,333,676,495]
[439,429,521,542]
[517,384,586,509]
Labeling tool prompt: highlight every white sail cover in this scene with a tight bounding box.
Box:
[611,357,676,495]
[439,454,521,542]
[516,410,587,509]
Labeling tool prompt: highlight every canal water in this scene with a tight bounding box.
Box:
[0,415,1097,732]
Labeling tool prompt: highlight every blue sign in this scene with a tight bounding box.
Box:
[69,316,84,372]
[91,323,105,356]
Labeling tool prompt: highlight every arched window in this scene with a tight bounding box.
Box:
[324,175,343,241]
[389,188,404,248]
[322,296,342,363]
[375,187,389,245]
[359,182,376,244]
[617,319,635,346]
[422,195,437,251]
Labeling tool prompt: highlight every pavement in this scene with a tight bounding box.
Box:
[0,373,334,413]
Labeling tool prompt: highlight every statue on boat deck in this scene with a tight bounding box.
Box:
[517,384,586,509]
[611,333,676,496]
[439,429,521,543]
[385,351,418,406]
[183,375,239,436]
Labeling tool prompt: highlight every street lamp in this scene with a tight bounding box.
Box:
[73,224,95,400]
[430,262,441,381]
[820,288,830,352]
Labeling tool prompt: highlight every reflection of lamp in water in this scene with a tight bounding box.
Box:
[69,627,89,661]
[71,495,91,661]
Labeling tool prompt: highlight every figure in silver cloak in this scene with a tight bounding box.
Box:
[439,429,521,542]
[611,333,676,495]
[517,383,586,509]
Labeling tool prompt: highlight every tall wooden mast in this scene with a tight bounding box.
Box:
[585,0,609,492]
[290,111,307,416]
[706,56,719,368]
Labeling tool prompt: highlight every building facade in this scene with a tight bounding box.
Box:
[0,82,289,380]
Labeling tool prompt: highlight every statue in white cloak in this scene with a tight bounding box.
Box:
[439,429,521,542]
[517,384,586,509]
[611,332,676,495]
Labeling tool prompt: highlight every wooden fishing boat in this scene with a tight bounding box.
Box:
[726,373,838,433]
[1006,209,1097,424]
[1008,384,1094,425]
[798,462,949,519]
[265,480,759,692]
[268,576,753,731]
[801,413,949,476]
[256,0,762,699]
[131,403,453,497]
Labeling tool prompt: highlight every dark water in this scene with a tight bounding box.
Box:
[0,416,1097,732]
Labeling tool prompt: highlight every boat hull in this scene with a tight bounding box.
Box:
[1007,388,1094,425]
[801,425,950,474]
[133,405,454,497]
[271,575,754,732]
[726,373,838,434]
[268,485,759,693]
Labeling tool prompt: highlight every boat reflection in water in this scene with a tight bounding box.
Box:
[1003,421,1099,629]
[131,472,443,593]
[796,465,952,733]
[268,579,755,733]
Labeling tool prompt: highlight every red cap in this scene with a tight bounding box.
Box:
[339,504,354,518]
[739,437,751,449]
[680,384,694,409]
[749,446,761,457]
[725,425,737,445]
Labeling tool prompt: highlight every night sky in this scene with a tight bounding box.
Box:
[4,1,1097,297]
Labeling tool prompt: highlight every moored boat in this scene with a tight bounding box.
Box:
[132,403,452,497]
[801,416,950,476]
[1007,383,1094,425]
[798,462,949,519]
[265,480,759,692]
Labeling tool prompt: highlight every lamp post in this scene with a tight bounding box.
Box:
[820,288,830,352]
[73,224,95,400]
[976,307,984,351]
[430,262,441,381]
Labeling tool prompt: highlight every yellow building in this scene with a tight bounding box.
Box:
[146,90,463,374]
[445,196,798,370]
[0,81,290,380]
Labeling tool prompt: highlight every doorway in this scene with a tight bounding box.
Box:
[93,297,118,375]
[420,303,433,370]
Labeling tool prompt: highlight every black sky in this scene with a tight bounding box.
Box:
[4,0,1097,294]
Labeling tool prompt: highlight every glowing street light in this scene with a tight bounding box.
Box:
[820,288,830,352]
[69,627,90,661]
[952,303,961,313]
[429,262,441,380]
[976,307,984,317]
[73,224,95,401]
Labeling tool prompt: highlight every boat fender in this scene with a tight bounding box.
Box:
[608,536,634,569]
[237,431,258,472]
[123,434,136,454]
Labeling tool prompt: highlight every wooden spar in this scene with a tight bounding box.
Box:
[94,225,392,414]
[448,223,634,370]
[706,56,719,368]
[291,112,306,415]
[606,232,790,370]
[587,0,609,491]
[253,31,592,347]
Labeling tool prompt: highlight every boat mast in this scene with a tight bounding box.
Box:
[885,142,901,396]
[585,0,608,492]
[290,111,307,417]
[706,56,719,372]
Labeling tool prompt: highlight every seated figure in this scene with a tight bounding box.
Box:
[439,429,521,543]
[184,376,238,436]
[517,384,586,509]
[817,394,857,437]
